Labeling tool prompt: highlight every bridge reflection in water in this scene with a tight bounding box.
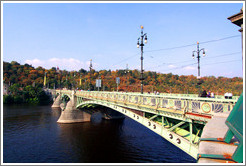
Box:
[49,89,242,163]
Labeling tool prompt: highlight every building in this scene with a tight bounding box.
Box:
[228,7,244,64]
[3,83,10,95]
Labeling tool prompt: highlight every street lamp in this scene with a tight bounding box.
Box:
[59,71,62,91]
[192,41,206,96]
[73,73,76,90]
[125,64,129,92]
[137,25,148,94]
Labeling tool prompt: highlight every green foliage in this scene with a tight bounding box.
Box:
[129,78,136,84]
[9,83,20,95]
[79,68,87,74]
[13,95,23,104]
[3,82,52,105]
[3,61,243,96]
[3,95,14,104]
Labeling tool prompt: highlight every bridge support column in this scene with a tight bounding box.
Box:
[51,94,61,108]
[57,94,91,123]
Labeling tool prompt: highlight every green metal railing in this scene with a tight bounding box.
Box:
[197,93,243,163]
[50,89,241,160]
[224,92,243,163]
[73,91,238,117]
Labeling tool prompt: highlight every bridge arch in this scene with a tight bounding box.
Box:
[76,101,126,119]
[52,89,240,161]
[76,100,198,159]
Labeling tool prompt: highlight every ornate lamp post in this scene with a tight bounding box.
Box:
[125,64,129,92]
[137,25,148,94]
[192,41,206,96]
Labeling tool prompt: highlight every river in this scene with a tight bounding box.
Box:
[3,104,196,163]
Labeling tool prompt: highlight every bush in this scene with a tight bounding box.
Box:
[13,95,23,104]
[26,97,39,104]
[3,95,14,104]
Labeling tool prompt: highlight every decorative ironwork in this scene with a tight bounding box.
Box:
[201,103,211,113]
[175,100,182,110]
[192,102,200,113]
[168,100,175,108]
[212,103,223,113]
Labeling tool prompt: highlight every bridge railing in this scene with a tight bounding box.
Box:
[68,90,238,117]
[124,91,239,100]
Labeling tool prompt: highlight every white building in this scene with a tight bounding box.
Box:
[3,83,9,95]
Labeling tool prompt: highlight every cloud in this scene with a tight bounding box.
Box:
[24,58,86,71]
[25,58,45,67]
[183,66,196,70]
[168,64,177,68]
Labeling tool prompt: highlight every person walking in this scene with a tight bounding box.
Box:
[201,90,207,97]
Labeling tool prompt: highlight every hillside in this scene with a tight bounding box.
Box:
[3,61,243,96]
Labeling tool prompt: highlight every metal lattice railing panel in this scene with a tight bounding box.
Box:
[175,100,182,110]
[212,103,224,113]
[162,99,168,108]
[151,98,156,106]
[55,90,238,117]
[191,102,200,113]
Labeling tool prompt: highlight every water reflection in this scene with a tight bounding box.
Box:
[51,108,62,117]
[58,117,128,163]
[4,105,196,163]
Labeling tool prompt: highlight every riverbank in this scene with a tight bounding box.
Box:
[3,85,52,105]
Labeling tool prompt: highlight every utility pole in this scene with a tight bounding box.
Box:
[89,59,92,91]
[137,25,148,94]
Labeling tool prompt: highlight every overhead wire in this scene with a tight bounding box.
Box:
[144,35,240,53]
[145,51,241,71]
[156,62,197,73]
[202,59,242,66]
[159,59,241,74]
[199,35,241,44]
[109,53,139,69]
[107,34,241,70]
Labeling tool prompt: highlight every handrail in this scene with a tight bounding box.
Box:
[52,90,238,118]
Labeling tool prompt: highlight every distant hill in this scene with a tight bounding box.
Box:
[3,61,243,96]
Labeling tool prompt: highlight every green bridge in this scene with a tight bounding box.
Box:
[49,89,243,163]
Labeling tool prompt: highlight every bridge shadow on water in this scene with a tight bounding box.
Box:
[57,109,196,163]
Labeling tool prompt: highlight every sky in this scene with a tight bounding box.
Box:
[2,2,244,78]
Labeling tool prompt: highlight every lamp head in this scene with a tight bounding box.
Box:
[203,50,206,57]
[144,35,147,44]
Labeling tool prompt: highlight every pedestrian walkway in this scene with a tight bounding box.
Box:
[197,93,243,163]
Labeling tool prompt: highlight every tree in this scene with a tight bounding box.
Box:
[9,83,20,95]
[79,68,87,74]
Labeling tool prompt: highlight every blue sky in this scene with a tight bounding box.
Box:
[2,2,244,78]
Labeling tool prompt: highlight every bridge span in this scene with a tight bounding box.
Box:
[49,89,243,163]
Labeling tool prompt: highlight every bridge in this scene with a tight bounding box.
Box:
[49,89,243,163]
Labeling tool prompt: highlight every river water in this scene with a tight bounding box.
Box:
[3,104,196,163]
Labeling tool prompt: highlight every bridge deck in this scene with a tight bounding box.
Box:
[51,89,241,162]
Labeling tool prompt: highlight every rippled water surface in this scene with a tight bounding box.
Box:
[3,104,196,163]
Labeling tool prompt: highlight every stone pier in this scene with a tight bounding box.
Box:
[51,94,61,108]
[57,91,92,123]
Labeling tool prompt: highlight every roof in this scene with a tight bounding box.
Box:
[227,8,243,27]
